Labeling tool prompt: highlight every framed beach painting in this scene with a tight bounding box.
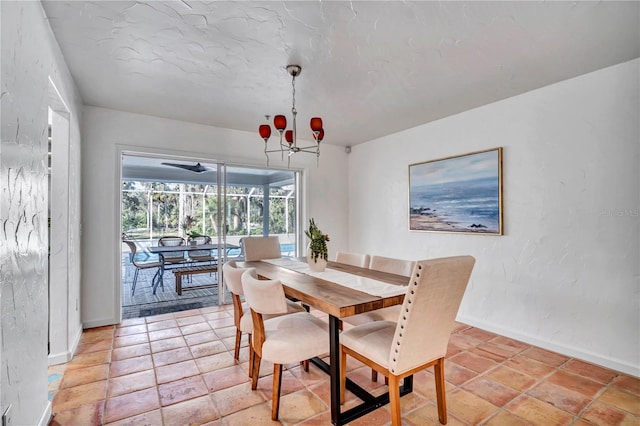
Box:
[409,147,503,235]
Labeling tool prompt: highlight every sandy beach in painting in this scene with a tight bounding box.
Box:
[410,211,492,233]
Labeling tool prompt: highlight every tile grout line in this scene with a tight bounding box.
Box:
[52,318,639,425]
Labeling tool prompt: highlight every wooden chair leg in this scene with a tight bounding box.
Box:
[301,359,309,372]
[388,373,402,426]
[434,357,447,424]
[248,334,254,377]
[233,329,242,362]
[371,369,389,385]
[340,345,347,404]
[251,352,261,390]
[272,364,283,420]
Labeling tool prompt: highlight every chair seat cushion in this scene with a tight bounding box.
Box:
[239,300,306,333]
[342,306,400,327]
[260,312,329,364]
[340,321,396,368]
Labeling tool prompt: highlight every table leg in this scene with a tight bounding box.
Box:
[175,274,182,295]
[153,257,165,295]
[329,315,341,426]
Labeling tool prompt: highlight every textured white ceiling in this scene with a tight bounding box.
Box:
[42,1,640,147]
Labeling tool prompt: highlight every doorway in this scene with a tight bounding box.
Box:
[47,81,79,365]
[120,154,300,319]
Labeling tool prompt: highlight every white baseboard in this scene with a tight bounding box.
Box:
[82,317,118,329]
[457,314,640,378]
[48,325,83,365]
[38,400,52,426]
[48,350,72,365]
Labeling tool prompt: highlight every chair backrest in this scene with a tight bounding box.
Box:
[158,236,185,247]
[122,240,139,266]
[241,269,288,315]
[335,251,370,268]
[242,236,281,261]
[223,260,250,329]
[222,260,248,296]
[369,255,416,277]
[158,236,185,261]
[389,256,475,376]
[188,235,211,245]
[188,236,214,259]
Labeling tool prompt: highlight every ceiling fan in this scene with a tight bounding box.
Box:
[161,162,211,173]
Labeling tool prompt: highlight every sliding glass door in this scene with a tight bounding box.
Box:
[120,154,300,315]
[224,165,298,257]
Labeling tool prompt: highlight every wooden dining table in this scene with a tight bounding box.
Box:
[237,258,413,426]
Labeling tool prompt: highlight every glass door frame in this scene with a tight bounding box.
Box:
[216,163,227,305]
[119,151,302,318]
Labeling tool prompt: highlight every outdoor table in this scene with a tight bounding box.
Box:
[148,243,239,294]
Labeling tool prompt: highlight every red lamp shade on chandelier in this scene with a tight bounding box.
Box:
[273,115,287,132]
[259,124,271,142]
[285,130,294,144]
[310,117,322,132]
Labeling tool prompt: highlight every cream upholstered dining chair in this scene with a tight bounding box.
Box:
[344,255,417,381]
[335,251,370,268]
[222,261,305,375]
[370,255,416,277]
[340,256,475,426]
[241,268,329,421]
[122,240,162,296]
[242,236,281,261]
[344,255,416,326]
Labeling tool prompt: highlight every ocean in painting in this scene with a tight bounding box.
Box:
[410,176,500,232]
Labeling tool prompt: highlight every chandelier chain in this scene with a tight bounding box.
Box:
[291,73,297,114]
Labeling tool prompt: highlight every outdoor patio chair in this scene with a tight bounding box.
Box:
[187,235,215,263]
[122,240,162,296]
[157,236,186,265]
[187,235,216,282]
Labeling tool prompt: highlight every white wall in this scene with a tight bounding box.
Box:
[81,106,349,327]
[0,1,83,425]
[348,59,639,376]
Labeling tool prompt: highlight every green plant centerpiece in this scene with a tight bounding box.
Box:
[187,230,202,239]
[305,218,330,271]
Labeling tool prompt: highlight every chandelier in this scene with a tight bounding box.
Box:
[258,65,324,167]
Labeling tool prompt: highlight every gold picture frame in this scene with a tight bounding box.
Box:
[409,147,503,235]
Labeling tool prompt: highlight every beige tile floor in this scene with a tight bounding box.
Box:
[48,304,640,425]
